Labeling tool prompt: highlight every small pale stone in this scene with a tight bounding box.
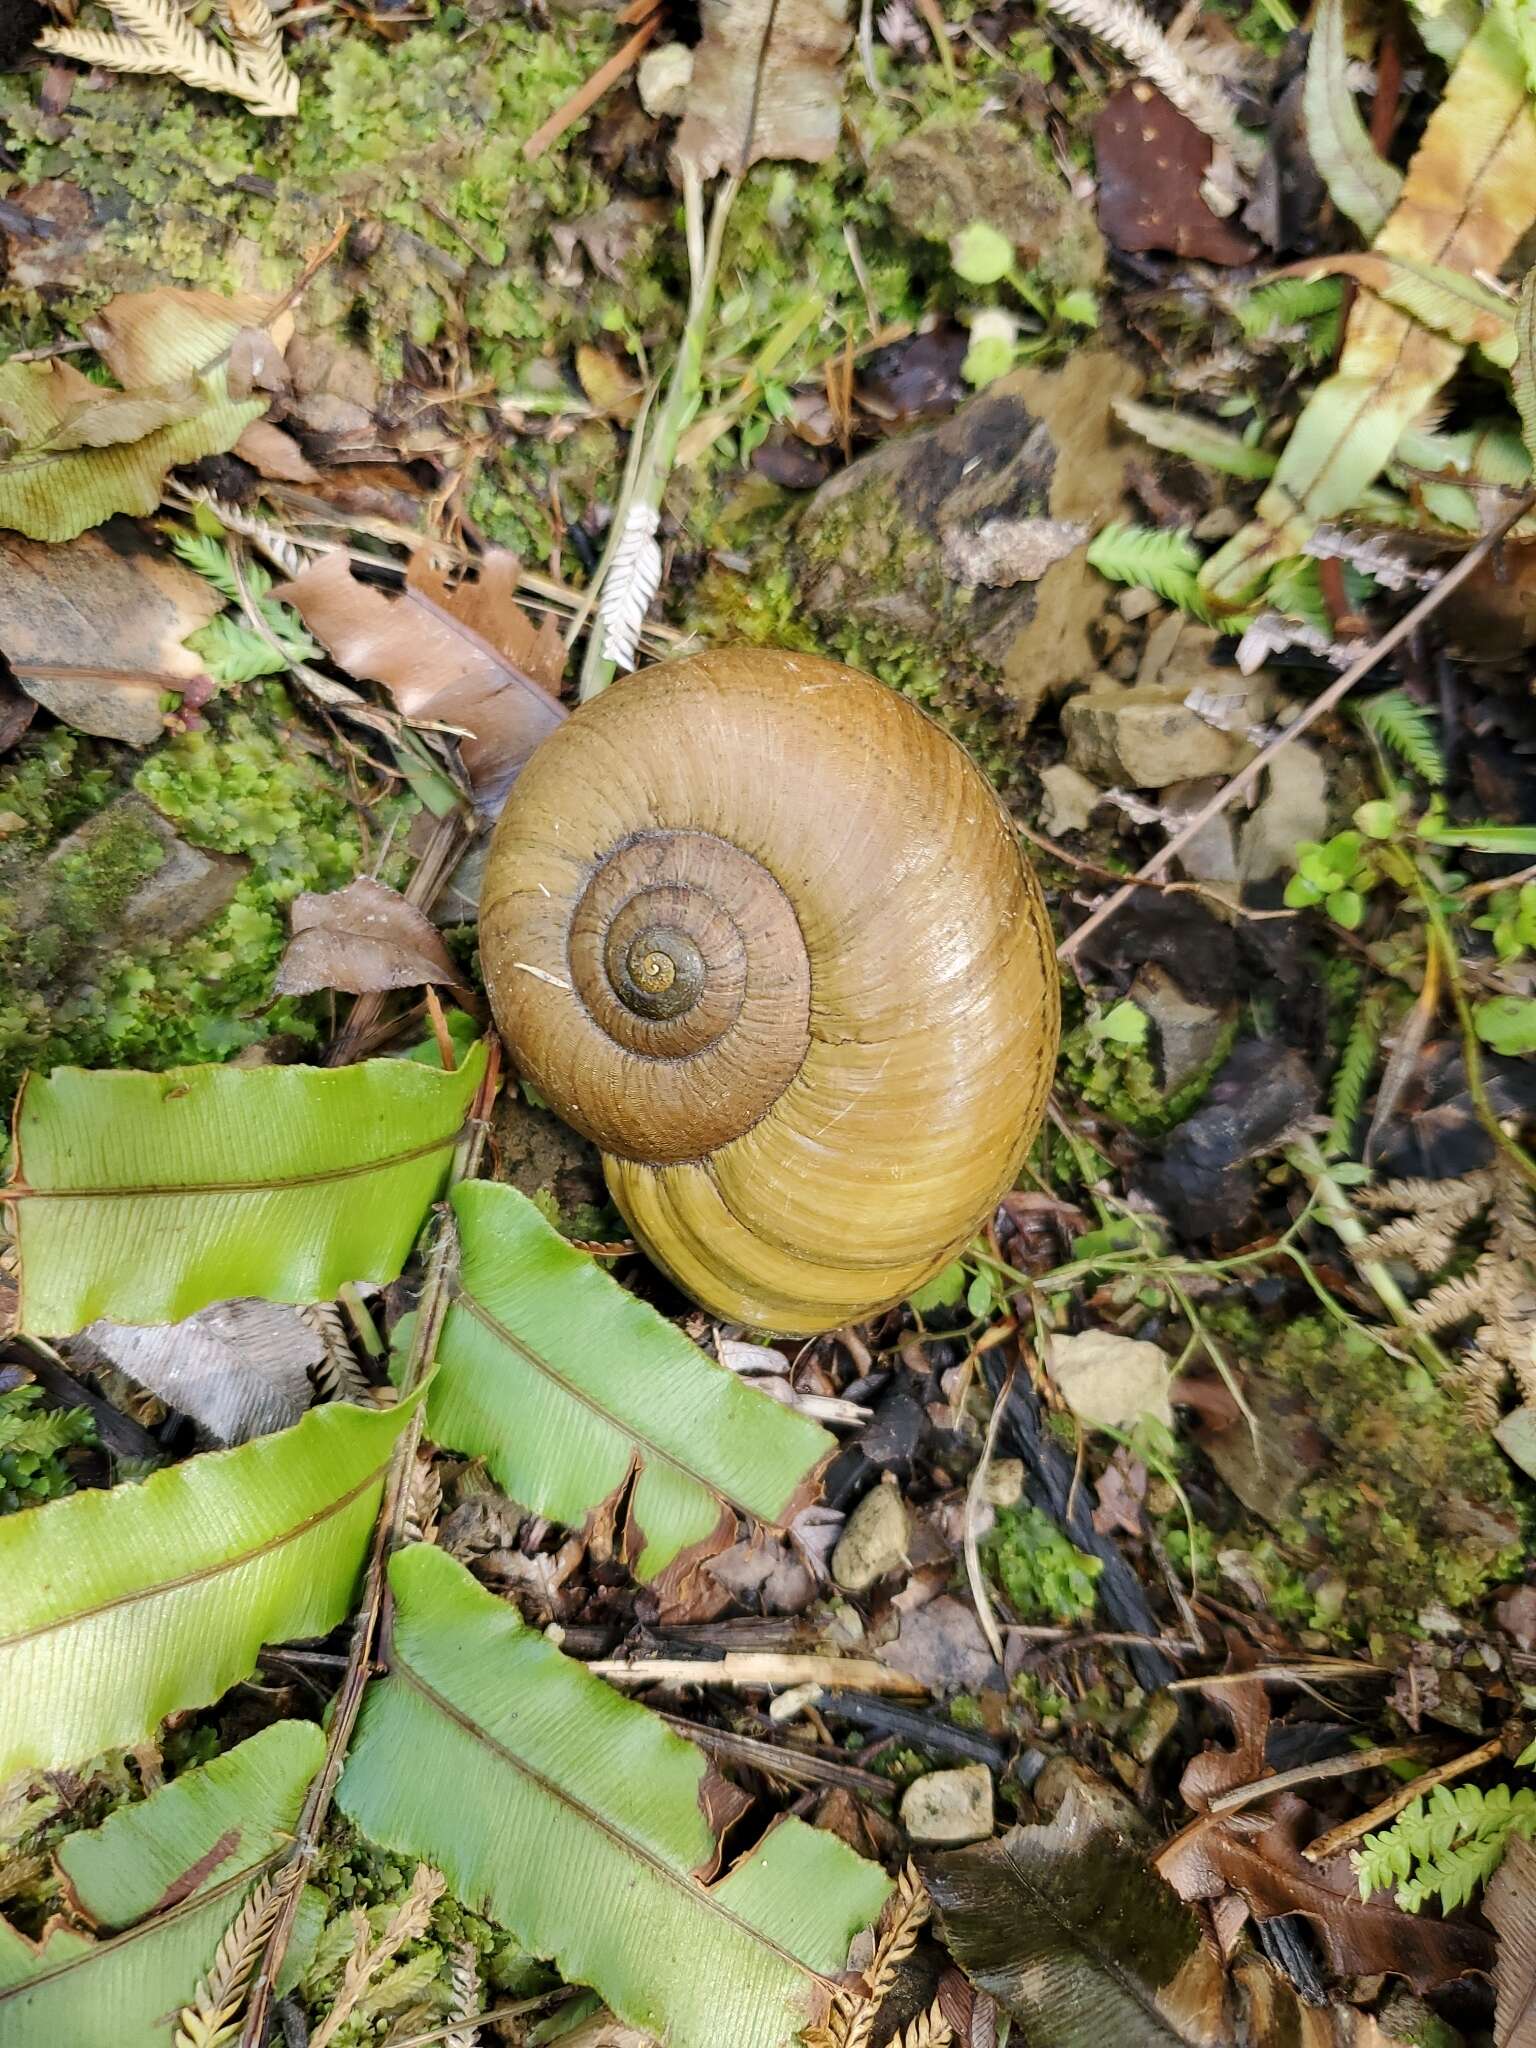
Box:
[1046,1329,1173,1432]
[1128,963,1232,1093]
[1038,762,1100,837]
[1239,742,1330,883]
[900,1764,994,1845]
[980,1457,1024,1507]
[638,41,693,117]
[831,1483,911,1593]
[1062,680,1248,788]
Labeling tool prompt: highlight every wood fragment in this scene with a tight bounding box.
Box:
[1207,1740,1435,1815]
[587,1653,927,1697]
[523,14,661,162]
[1302,1734,1503,1863]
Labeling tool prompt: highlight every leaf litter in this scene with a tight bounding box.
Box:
[4,0,1536,2042]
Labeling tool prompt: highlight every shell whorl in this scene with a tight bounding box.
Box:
[479,648,1059,1336]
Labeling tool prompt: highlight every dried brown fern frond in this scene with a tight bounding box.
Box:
[441,1941,482,2048]
[1364,1160,1536,1413]
[39,0,298,116]
[895,2001,955,2048]
[310,1865,446,2048]
[804,1863,933,2048]
[300,1301,376,1405]
[174,1869,293,2048]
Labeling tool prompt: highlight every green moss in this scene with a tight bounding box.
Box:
[1060,1005,1238,1137]
[0,684,414,1105]
[983,1503,1102,1623]
[1210,1312,1525,1632]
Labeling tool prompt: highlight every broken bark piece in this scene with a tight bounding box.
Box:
[1094,83,1258,265]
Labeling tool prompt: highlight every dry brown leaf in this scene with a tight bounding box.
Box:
[1159,1790,1494,1991]
[1487,1833,1536,2047]
[676,0,852,180]
[83,287,289,388]
[232,419,317,482]
[0,527,221,742]
[75,1299,326,1445]
[276,550,567,808]
[275,875,472,997]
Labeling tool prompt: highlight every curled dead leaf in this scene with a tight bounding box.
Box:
[275,876,473,997]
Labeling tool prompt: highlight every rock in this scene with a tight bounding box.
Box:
[30,793,244,954]
[878,1594,1001,1696]
[1062,680,1250,788]
[792,352,1140,734]
[980,1457,1024,1508]
[1239,743,1330,882]
[637,41,693,117]
[877,116,1103,297]
[831,1482,911,1593]
[1038,763,1100,838]
[1046,1329,1173,1433]
[1162,776,1238,886]
[900,1764,994,1845]
[1129,962,1234,1093]
[941,516,1088,589]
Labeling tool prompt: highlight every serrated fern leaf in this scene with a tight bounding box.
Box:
[1326,984,1389,1157]
[1359,688,1446,785]
[39,0,297,116]
[337,1545,891,2048]
[1355,1782,1536,1914]
[1085,522,1213,619]
[1234,276,1344,339]
[1303,0,1403,240]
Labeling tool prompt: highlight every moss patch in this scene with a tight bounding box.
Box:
[0,684,413,1104]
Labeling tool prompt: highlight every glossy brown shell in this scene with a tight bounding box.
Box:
[480,648,1059,1335]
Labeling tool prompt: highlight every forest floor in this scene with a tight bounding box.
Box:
[1,0,1536,2043]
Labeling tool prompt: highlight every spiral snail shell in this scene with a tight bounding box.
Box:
[480,648,1059,1335]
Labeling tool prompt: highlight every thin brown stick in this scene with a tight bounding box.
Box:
[1301,1734,1503,1864]
[1057,493,1536,964]
[1207,1739,1435,1815]
[587,1653,926,1696]
[523,13,660,160]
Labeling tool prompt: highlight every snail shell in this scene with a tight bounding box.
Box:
[480,648,1059,1335]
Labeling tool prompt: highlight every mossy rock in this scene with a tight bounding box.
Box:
[0,683,414,1113]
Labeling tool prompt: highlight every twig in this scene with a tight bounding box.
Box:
[586,1653,927,1696]
[964,1366,1014,1664]
[1302,1734,1503,1863]
[380,1993,578,2048]
[523,13,661,161]
[1208,1739,1435,1815]
[1058,493,1536,964]
[1017,822,1295,921]
[659,1714,894,1795]
[238,1046,500,2047]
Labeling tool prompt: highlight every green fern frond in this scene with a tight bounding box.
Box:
[1085,522,1213,620]
[1326,984,1390,1157]
[1235,276,1344,339]
[171,528,248,600]
[1355,1782,1536,1914]
[1359,689,1447,787]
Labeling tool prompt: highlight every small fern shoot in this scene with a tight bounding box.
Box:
[1359,689,1446,787]
[1355,1781,1536,1914]
[1326,983,1390,1158]
[1085,522,1213,620]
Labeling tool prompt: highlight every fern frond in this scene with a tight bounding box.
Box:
[443,1941,481,2048]
[1235,276,1344,339]
[599,504,662,673]
[1361,1210,1463,1273]
[39,0,297,116]
[1326,985,1389,1158]
[299,1302,375,1404]
[309,1866,446,2048]
[895,2002,954,2048]
[1043,0,1262,168]
[1359,688,1447,786]
[1408,1269,1496,1334]
[1447,1347,1504,1426]
[1359,1171,1494,1221]
[1085,521,1212,619]
[1355,1784,1536,1915]
[174,1871,289,2048]
[223,0,297,115]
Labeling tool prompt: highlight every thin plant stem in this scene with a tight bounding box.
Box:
[580,164,741,699]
